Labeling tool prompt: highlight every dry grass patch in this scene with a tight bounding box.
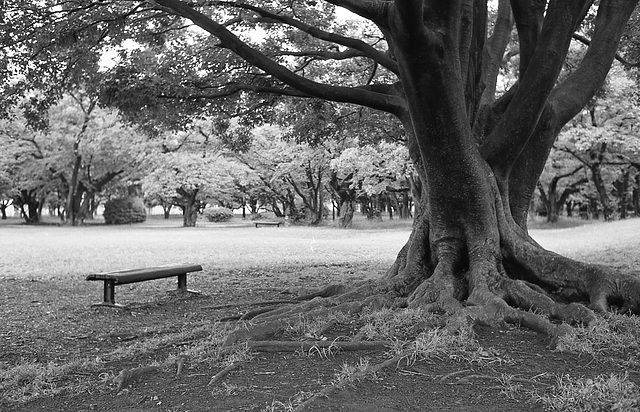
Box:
[535,373,640,411]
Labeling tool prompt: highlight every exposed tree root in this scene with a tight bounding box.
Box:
[113,366,160,394]
[208,362,243,386]
[439,369,472,382]
[218,198,640,352]
[222,340,391,355]
[203,300,300,310]
[453,373,550,387]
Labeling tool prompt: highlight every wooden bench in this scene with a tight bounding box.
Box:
[86,263,203,307]
[254,221,281,228]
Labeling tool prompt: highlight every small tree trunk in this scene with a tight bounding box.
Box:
[613,171,629,220]
[547,190,559,223]
[589,157,613,221]
[565,201,573,217]
[182,203,198,227]
[633,175,640,216]
[339,200,355,228]
[163,204,172,219]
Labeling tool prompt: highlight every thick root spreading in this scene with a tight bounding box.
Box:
[219,218,640,351]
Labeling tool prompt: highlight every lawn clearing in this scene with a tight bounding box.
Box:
[1,216,640,411]
[0,216,411,280]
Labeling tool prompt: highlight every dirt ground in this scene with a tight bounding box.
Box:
[1,263,639,412]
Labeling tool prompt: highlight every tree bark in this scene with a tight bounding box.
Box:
[177,188,201,227]
[613,171,629,219]
[0,199,10,220]
[339,199,355,228]
[634,174,640,216]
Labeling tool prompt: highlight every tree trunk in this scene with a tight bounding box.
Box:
[587,143,613,221]
[376,0,640,334]
[163,204,172,219]
[633,174,640,217]
[0,201,8,220]
[182,203,199,227]
[177,188,200,227]
[339,200,355,228]
[66,152,83,226]
[16,189,41,224]
[613,171,629,220]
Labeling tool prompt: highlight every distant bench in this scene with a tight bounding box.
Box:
[254,221,282,228]
[86,263,203,307]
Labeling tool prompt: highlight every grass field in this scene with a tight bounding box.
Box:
[0,216,413,280]
[1,215,639,280]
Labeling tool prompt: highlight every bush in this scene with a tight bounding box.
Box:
[203,207,234,222]
[103,197,147,225]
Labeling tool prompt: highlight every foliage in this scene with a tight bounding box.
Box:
[103,197,146,225]
[548,66,640,220]
[0,94,146,223]
[561,68,640,155]
[203,207,234,222]
[331,142,412,196]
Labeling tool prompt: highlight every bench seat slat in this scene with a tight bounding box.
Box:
[86,264,203,285]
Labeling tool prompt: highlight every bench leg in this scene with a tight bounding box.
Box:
[177,273,187,291]
[176,273,200,294]
[104,280,115,304]
[91,280,125,308]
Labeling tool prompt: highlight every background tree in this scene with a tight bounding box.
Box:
[536,151,587,222]
[555,67,640,221]
[331,141,413,223]
[142,125,238,227]
[0,94,144,224]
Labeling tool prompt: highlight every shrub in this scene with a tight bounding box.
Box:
[103,197,147,225]
[203,207,234,223]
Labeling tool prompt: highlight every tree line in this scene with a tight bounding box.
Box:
[0,93,416,227]
[3,76,638,227]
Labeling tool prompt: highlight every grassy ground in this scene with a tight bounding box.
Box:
[0,215,411,279]
[1,215,640,411]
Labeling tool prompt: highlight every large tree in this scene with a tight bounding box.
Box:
[4,0,640,340]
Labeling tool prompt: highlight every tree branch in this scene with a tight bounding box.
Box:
[572,32,640,68]
[477,0,513,109]
[480,0,590,177]
[272,49,367,61]
[509,0,547,77]
[152,0,406,115]
[216,1,398,74]
[325,0,390,26]
[551,0,640,126]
